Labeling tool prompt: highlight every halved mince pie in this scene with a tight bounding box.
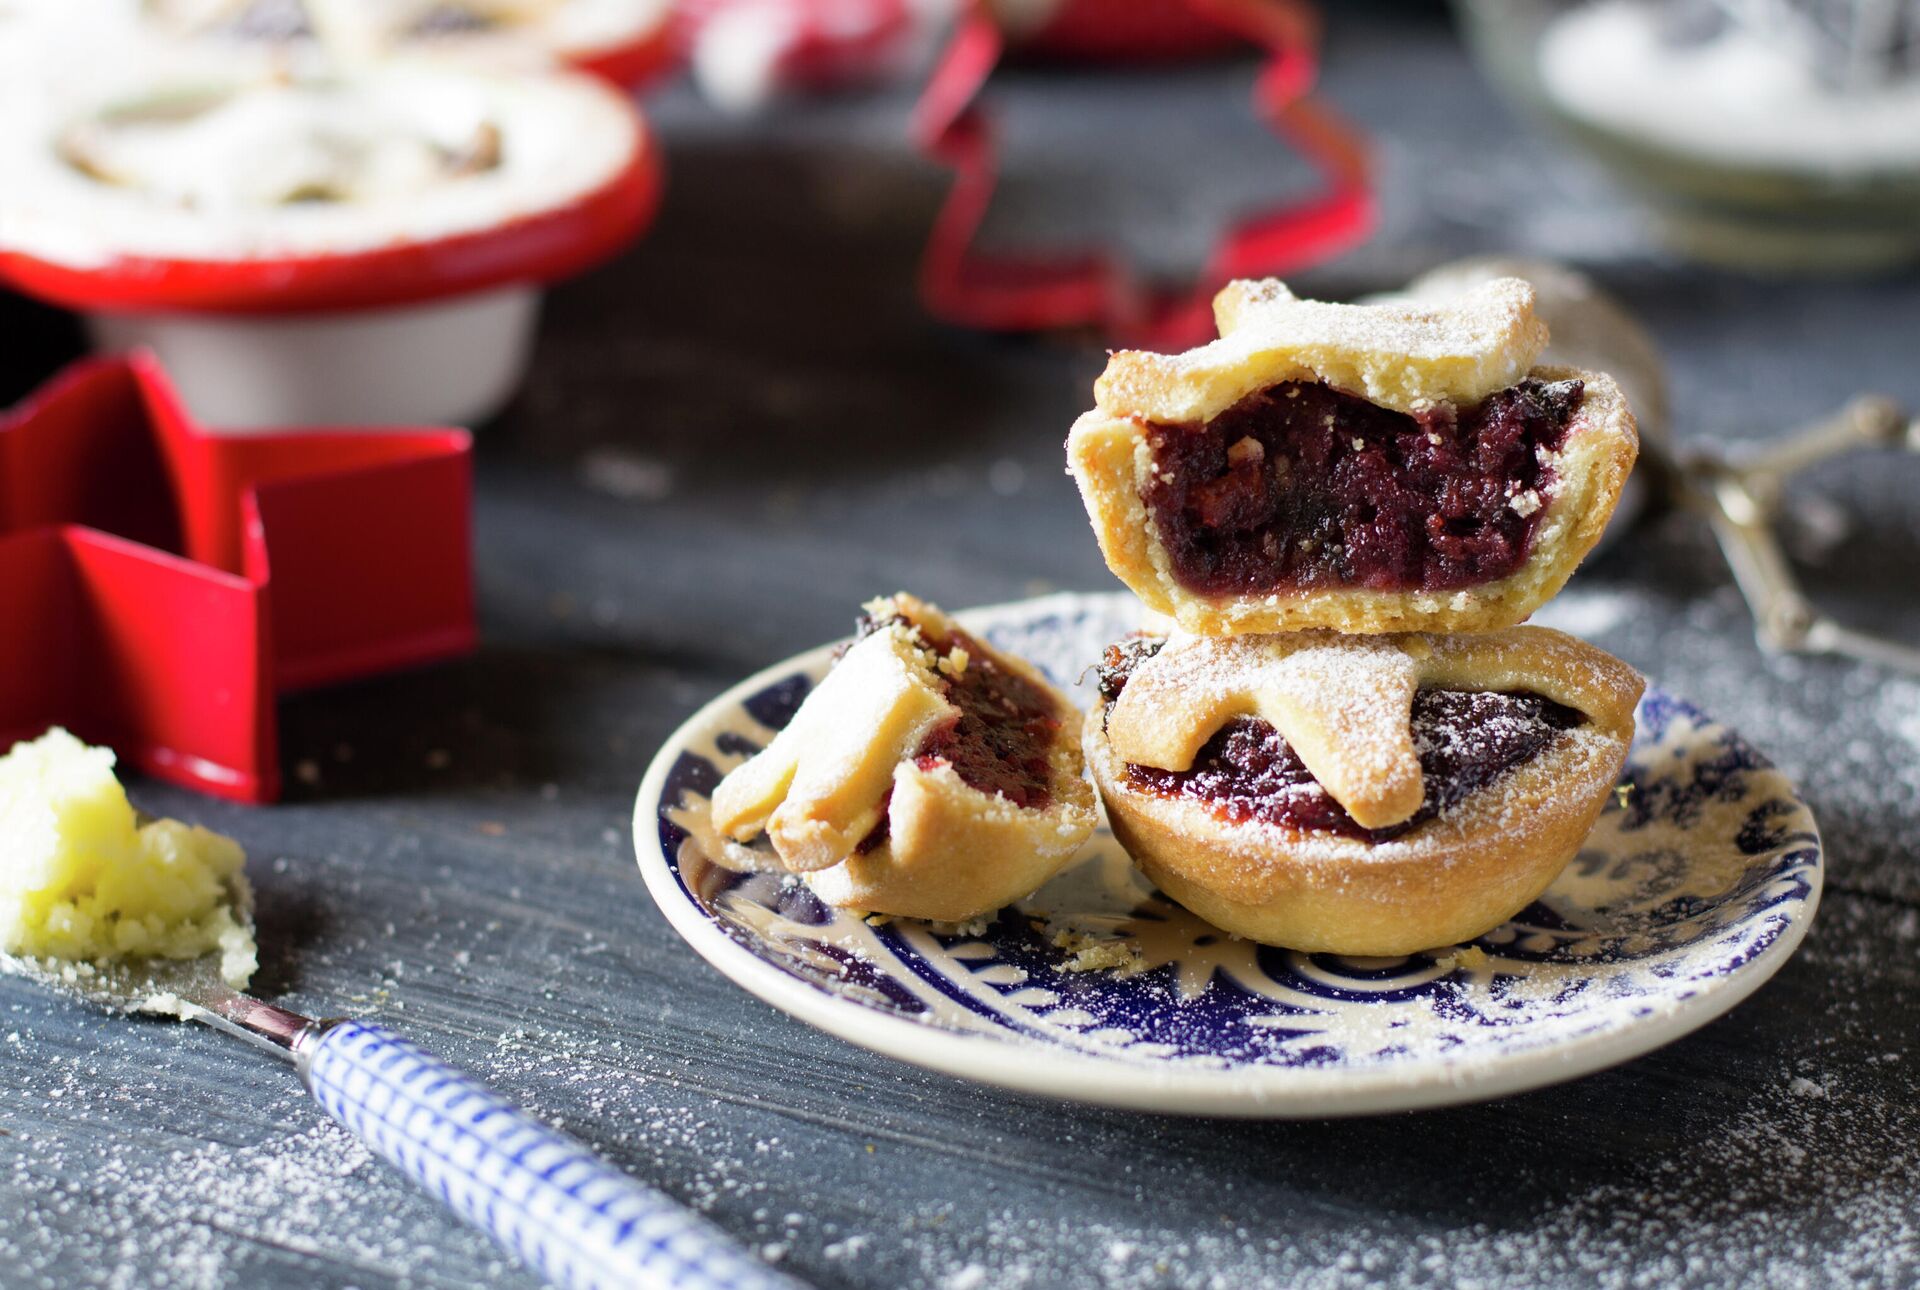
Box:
[710,594,1097,923]
[1068,277,1639,636]
[1086,626,1644,955]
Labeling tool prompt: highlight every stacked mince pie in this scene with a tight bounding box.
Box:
[1070,277,1645,955]
[712,278,1646,957]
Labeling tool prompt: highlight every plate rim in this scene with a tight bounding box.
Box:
[632,592,1824,1118]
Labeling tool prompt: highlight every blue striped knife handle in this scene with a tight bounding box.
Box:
[302,1019,806,1290]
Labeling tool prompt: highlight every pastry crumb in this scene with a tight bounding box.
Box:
[928,915,992,938]
[1433,945,1490,973]
[1053,930,1148,977]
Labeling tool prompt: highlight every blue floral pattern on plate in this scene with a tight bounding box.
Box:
[635,594,1821,1115]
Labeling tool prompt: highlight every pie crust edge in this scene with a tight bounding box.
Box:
[804,712,1096,924]
[709,594,1098,924]
[1084,628,1644,955]
[1067,364,1638,637]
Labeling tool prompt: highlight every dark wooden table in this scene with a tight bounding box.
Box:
[4,6,1918,1286]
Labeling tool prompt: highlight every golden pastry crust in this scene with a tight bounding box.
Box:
[1100,277,1549,425]
[1106,626,1642,828]
[1110,634,1424,831]
[710,594,1097,923]
[1087,627,1644,955]
[1068,276,1639,637]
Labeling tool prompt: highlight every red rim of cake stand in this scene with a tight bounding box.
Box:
[0,107,663,316]
[913,0,1375,348]
[569,14,686,89]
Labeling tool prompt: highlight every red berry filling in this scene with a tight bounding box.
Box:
[911,623,1060,812]
[1140,379,1583,596]
[845,613,1062,857]
[1125,689,1584,842]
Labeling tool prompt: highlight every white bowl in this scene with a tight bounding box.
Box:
[87,286,540,431]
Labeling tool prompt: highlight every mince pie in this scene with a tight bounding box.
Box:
[1068,277,1639,636]
[1084,626,1644,955]
[711,594,1097,922]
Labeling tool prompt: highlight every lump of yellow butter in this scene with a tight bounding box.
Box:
[0,728,256,989]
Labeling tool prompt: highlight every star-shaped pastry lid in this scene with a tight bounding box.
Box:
[1066,274,1640,637]
[0,353,475,802]
[1104,628,1644,831]
[1095,276,1550,426]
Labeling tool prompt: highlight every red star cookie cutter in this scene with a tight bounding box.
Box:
[0,353,475,803]
[913,0,1374,348]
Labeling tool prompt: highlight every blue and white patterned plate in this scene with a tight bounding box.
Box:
[634,593,1822,1117]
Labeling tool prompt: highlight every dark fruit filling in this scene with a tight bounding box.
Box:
[1094,636,1165,704]
[1125,689,1585,842]
[855,808,891,855]
[1141,378,1582,595]
[914,623,1060,811]
[846,613,1062,836]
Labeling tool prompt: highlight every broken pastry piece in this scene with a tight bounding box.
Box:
[1085,627,1644,955]
[710,594,1097,923]
[1068,278,1639,636]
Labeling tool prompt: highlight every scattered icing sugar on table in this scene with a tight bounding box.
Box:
[889,1071,1919,1288]
[454,1003,1920,1290]
[0,1113,496,1289]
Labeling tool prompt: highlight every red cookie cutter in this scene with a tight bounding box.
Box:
[1000,0,1247,62]
[914,0,1374,348]
[0,353,475,803]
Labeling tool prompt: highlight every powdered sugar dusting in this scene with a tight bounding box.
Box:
[0,50,643,268]
[651,592,1819,1119]
[1103,625,1640,843]
[1095,277,1550,425]
[887,1068,1916,1288]
[1882,678,1920,757]
[0,1110,496,1289]
[1107,632,1422,826]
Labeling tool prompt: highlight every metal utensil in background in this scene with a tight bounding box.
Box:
[1,919,805,1290]
[1653,394,1920,672]
[1398,255,1920,672]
